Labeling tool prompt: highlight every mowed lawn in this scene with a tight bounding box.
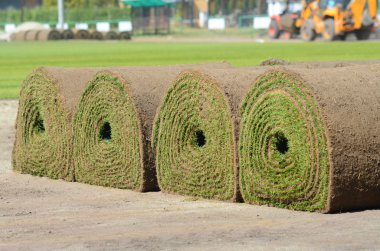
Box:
[0,40,379,99]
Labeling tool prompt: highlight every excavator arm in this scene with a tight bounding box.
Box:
[368,0,378,21]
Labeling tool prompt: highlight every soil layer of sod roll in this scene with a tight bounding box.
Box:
[72,63,232,191]
[152,68,271,201]
[13,67,99,179]
[240,64,380,212]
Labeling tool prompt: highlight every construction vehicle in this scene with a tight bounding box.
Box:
[298,0,378,40]
[268,0,303,39]
[268,0,378,41]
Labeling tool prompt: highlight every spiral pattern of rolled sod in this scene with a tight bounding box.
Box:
[62,29,74,39]
[239,71,330,211]
[13,71,72,179]
[37,29,62,41]
[73,73,143,190]
[105,31,119,40]
[153,71,235,200]
[74,29,90,39]
[119,32,131,40]
[90,31,104,40]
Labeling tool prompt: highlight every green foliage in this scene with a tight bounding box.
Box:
[65,6,130,22]
[0,5,130,24]
[43,0,118,8]
[0,8,22,23]
[208,0,258,15]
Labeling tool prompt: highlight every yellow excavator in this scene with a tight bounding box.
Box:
[296,0,379,40]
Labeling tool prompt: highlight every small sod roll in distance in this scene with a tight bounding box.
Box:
[239,64,380,213]
[74,29,90,39]
[37,29,62,41]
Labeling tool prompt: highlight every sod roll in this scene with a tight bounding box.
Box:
[13,67,100,180]
[119,31,131,40]
[152,71,236,200]
[62,29,74,39]
[37,29,62,41]
[152,67,274,201]
[72,63,232,191]
[105,31,119,40]
[239,64,380,212]
[25,30,40,41]
[73,71,144,190]
[152,63,379,209]
[12,31,28,41]
[90,31,104,40]
[74,29,90,39]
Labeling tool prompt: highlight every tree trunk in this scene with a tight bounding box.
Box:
[20,0,25,22]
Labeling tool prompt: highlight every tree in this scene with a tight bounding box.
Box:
[208,0,257,15]
[42,0,118,8]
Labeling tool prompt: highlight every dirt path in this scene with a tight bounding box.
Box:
[1,100,379,250]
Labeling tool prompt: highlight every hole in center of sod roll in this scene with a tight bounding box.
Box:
[33,112,45,134]
[99,122,112,141]
[274,133,289,154]
[195,130,206,147]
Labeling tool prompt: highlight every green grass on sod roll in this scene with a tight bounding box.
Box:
[73,73,143,190]
[239,71,330,211]
[153,71,236,200]
[13,69,72,179]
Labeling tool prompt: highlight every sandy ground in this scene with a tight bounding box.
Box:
[1,99,380,251]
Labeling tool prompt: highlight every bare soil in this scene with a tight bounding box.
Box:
[1,99,380,250]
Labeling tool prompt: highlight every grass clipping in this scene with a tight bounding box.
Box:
[153,71,236,201]
[73,72,145,190]
[13,69,72,179]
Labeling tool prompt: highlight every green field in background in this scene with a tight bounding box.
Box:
[0,40,379,99]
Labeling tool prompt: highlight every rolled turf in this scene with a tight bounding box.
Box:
[152,66,279,201]
[152,71,239,200]
[90,31,104,40]
[25,30,39,41]
[119,31,131,40]
[72,63,231,191]
[37,29,62,41]
[152,63,379,210]
[73,71,144,190]
[11,31,28,41]
[74,30,90,39]
[13,67,100,179]
[104,31,119,40]
[239,64,380,212]
[61,29,74,40]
